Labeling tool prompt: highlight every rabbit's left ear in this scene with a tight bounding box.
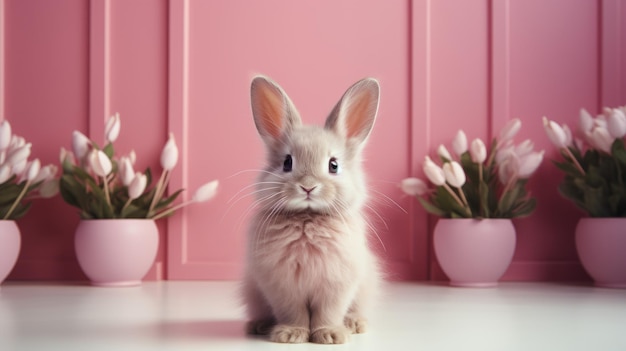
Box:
[325,78,380,145]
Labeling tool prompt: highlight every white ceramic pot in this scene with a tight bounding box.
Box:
[0,221,20,285]
[576,218,626,288]
[75,219,158,287]
[434,218,516,287]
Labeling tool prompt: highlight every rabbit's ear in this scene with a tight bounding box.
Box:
[325,78,380,145]
[251,76,301,143]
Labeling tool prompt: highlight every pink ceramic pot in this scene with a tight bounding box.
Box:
[434,218,516,287]
[0,221,20,285]
[576,218,626,288]
[75,219,158,287]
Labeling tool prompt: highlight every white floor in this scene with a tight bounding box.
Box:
[1,281,625,351]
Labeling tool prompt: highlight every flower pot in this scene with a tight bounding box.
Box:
[575,218,626,288]
[0,221,20,285]
[433,218,516,287]
[75,219,158,287]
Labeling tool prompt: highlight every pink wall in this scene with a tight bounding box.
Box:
[2,0,625,281]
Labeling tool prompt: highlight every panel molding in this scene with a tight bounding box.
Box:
[601,0,623,108]
[89,0,110,137]
[0,0,5,119]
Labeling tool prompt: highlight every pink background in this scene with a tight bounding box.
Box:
[2,0,625,281]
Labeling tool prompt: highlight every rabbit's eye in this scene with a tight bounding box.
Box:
[329,157,340,174]
[283,155,293,172]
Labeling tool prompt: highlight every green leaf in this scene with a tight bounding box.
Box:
[417,196,447,217]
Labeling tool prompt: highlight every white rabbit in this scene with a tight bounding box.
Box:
[242,76,382,344]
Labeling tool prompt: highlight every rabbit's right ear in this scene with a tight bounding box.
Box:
[250,76,301,144]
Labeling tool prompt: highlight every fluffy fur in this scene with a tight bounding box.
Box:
[243,76,381,344]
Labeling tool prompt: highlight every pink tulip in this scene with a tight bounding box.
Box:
[39,179,59,198]
[160,133,179,171]
[104,113,121,143]
[588,127,613,153]
[470,138,487,164]
[579,108,594,134]
[25,159,41,182]
[192,180,219,202]
[608,108,626,139]
[119,157,135,186]
[451,130,468,156]
[128,172,147,199]
[0,120,12,151]
[33,164,58,183]
[401,177,428,196]
[5,143,31,168]
[423,156,446,186]
[517,151,544,178]
[89,149,112,177]
[443,161,466,188]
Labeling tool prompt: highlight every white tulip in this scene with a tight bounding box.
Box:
[423,156,446,186]
[451,130,468,156]
[437,144,452,161]
[517,151,544,178]
[562,124,573,147]
[192,180,219,203]
[5,143,31,167]
[515,139,535,158]
[160,133,179,171]
[89,149,112,177]
[59,147,77,167]
[11,159,27,177]
[128,172,147,199]
[39,179,59,198]
[470,138,487,164]
[119,157,135,186]
[543,117,568,149]
[0,164,11,184]
[608,108,626,139]
[25,159,41,182]
[72,131,91,160]
[579,108,594,134]
[33,164,58,183]
[0,120,12,151]
[443,161,466,188]
[499,118,522,143]
[401,177,428,196]
[104,113,121,143]
[588,127,613,153]
[128,150,137,165]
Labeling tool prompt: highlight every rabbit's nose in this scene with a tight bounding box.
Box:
[300,186,317,194]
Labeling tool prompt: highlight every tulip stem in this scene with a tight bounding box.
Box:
[563,147,585,175]
[478,164,484,217]
[151,200,192,220]
[148,169,168,216]
[3,180,31,220]
[442,183,470,216]
[121,198,133,215]
[102,176,112,207]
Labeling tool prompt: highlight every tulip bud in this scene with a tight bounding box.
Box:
[72,131,91,160]
[128,150,137,164]
[128,172,147,199]
[562,124,573,147]
[401,177,428,196]
[192,180,219,203]
[39,179,59,198]
[498,159,518,184]
[5,143,31,167]
[0,120,12,151]
[89,149,112,177]
[517,151,544,178]
[33,164,58,183]
[8,135,25,152]
[161,133,179,171]
[25,159,41,182]
[543,117,568,149]
[588,127,613,153]
[470,138,487,164]
[119,157,135,186]
[104,113,121,143]
[443,161,466,188]
[515,139,535,157]
[0,163,11,184]
[452,130,468,156]
[437,144,452,161]
[579,108,594,134]
[608,109,626,139]
[423,156,446,186]
[12,159,27,177]
[499,118,522,143]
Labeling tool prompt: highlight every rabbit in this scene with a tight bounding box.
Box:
[242,75,382,344]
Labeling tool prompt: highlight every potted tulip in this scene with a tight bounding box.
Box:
[0,120,59,285]
[60,113,218,286]
[544,106,626,288]
[402,119,543,287]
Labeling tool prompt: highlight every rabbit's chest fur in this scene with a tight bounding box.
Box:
[250,212,367,291]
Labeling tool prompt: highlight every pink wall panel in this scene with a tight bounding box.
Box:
[167,0,419,280]
[4,0,89,279]
[2,0,624,282]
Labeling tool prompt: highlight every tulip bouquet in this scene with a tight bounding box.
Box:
[59,113,218,219]
[544,106,626,217]
[0,120,59,219]
[402,119,543,218]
